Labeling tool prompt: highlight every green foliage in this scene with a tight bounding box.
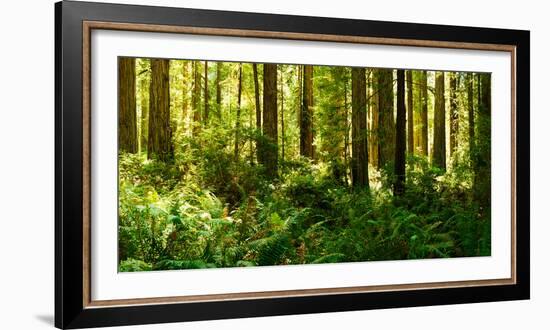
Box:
[312,253,346,264]
[118,62,491,272]
[119,258,152,272]
[249,234,291,266]
[154,259,215,270]
[118,148,490,271]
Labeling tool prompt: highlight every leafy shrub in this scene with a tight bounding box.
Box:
[119,258,152,272]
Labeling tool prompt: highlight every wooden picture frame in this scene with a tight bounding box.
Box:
[55,1,530,328]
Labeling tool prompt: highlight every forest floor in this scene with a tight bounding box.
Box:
[117,147,490,272]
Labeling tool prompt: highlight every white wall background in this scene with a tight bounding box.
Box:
[0,0,545,329]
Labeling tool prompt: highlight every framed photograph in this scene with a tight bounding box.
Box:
[55,0,530,328]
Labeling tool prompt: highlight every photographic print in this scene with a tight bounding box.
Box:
[117,58,492,272]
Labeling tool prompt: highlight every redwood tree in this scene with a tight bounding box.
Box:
[351,67,369,188]
[300,65,314,158]
[394,70,406,196]
[147,59,172,161]
[262,63,278,177]
[180,61,190,136]
[216,62,222,119]
[204,61,209,123]
[234,64,243,160]
[192,61,202,134]
[449,72,459,159]
[475,73,491,206]
[139,59,150,153]
[467,72,475,164]
[406,70,414,154]
[369,69,379,168]
[377,69,395,168]
[119,57,137,153]
[279,66,285,162]
[253,63,262,162]
[432,71,446,170]
[419,70,429,156]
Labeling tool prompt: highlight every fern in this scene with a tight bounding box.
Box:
[154,259,216,270]
[249,234,291,266]
[119,259,152,272]
[312,253,346,264]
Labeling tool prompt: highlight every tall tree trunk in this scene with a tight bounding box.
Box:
[297,65,303,152]
[192,61,202,135]
[234,63,243,161]
[449,72,459,159]
[253,63,262,163]
[297,66,303,124]
[262,63,278,177]
[377,69,395,168]
[280,66,285,163]
[204,61,209,123]
[420,71,429,157]
[249,68,254,166]
[474,73,491,206]
[477,74,482,111]
[300,65,315,158]
[319,67,347,182]
[369,69,379,168]
[180,61,190,137]
[481,74,491,115]
[406,70,414,154]
[148,59,172,161]
[412,71,422,154]
[467,73,475,165]
[432,71,446,170]
[139,59,150,153]
[351,67,369,188]
[119,57,138,153]
[343,70,350,185]
[216,62,222,119]
[394,70,406,196]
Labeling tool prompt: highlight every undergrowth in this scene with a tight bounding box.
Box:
[118,147,490,272]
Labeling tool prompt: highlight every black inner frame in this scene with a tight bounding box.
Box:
[55,1,530,329]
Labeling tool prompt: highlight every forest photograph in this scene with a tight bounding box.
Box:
[117,57,492,272]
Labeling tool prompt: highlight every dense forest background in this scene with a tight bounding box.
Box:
[117,57,491,272]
